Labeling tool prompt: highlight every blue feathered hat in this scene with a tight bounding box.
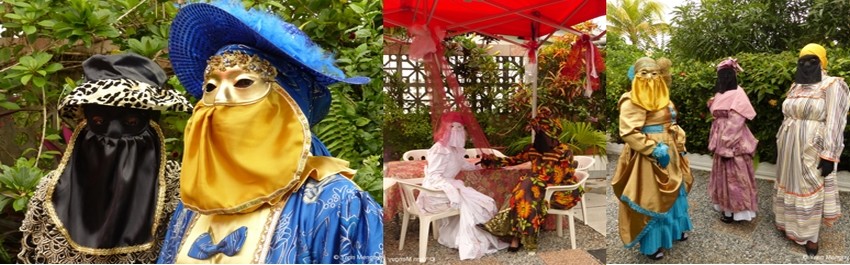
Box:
[169,1,369,124]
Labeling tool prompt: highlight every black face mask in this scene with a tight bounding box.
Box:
[533,130,557,153]
[83,104,158,137]
[795,55,822,84]
[714,68,738,94]
[51,105,163,249]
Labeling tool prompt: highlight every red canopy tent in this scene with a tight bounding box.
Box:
[384,0,606,148]
[384,0,604,40]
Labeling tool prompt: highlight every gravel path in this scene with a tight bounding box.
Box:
[605,154,850,264]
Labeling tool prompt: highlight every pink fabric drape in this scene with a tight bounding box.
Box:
[409,24,492,151]
[709,87,756,120]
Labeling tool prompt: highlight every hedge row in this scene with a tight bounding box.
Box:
[607,48,850,169]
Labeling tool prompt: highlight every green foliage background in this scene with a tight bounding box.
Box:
[607,8,850,169]
[669,0,850,61]
[384,28,607,161]
[0,0,383,261]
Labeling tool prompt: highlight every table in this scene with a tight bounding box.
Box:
[383,159,569,231]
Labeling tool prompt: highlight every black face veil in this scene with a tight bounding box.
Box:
[714,68,738,94]
[795,55,822,85]
[50,105,164,249]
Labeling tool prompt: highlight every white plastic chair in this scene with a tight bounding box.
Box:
[544,171,589,249]
[464,148,506,159]
[570,156,595,223]
[573,155,596,172]
[401,149,429,161]
[396,178,460,263]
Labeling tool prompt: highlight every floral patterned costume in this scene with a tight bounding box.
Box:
[480,143,581,251]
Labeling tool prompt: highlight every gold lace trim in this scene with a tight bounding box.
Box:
[205,51,277,82]
[40,120,169,255]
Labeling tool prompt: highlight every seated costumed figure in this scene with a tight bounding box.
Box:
[416,112,508,260]
[478,107,583,254]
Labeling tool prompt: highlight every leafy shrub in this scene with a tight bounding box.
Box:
[0,157,43,213]
[0,0,384,258]
[607,45,850,168]
[506,120,608,155]
[0,157,44,263]
[352,154,382,204]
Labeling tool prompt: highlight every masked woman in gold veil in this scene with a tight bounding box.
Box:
[612,57,693,260]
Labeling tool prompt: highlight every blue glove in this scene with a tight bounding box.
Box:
[651,143,670,168]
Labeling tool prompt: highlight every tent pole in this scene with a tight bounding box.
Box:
[528,36,537,140]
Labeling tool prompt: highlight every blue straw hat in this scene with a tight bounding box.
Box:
[169,1,369,123]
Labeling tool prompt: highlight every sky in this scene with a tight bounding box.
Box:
[657,0,686,23]
[594,0,689,36]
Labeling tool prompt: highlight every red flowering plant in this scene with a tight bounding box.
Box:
[505,22,607,149]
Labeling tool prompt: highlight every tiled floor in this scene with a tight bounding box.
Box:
[582,178,608,236]
[383,175,608,264]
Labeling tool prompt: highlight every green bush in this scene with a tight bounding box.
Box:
[0,157,43,214]
[506,119,608,155]
[352,154,382,205]
[607,46,850,168]
[384,24,606,160]
[1,0,384,258]
[0,157,44,263]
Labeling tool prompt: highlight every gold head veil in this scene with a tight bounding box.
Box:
[629,57,671,111]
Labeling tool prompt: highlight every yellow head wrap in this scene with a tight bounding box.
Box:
[799,43,827,70]
[629,57,671,111]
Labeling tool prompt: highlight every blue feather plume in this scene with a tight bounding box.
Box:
[206,0,346,79]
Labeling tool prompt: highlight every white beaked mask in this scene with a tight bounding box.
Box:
[447,122,467,148]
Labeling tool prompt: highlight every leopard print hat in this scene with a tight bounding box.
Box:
[59,53,192,121]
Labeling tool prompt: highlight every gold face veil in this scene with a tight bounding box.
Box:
[629,57,671,111]
[179,50,312,215]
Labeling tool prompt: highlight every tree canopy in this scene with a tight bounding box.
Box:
[669,0,850,61]
[606,0,669,50]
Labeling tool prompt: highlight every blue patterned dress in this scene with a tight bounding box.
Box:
[156,173,383,264]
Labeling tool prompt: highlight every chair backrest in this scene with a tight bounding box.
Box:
[544,171,589,203]
[573,155,596,172]
[401,149,429,161]
[397,179,444,216]
[464,148,507,159]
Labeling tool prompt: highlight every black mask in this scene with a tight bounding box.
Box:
[51,105,163,249]
[83,104,159,137]
[795,55,822,84]
[533,130,557,153]
[714,68,738,94]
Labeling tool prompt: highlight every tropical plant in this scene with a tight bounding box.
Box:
[298,0,384,167]
[506,120,607,155]
[352,154,382,205]
[606,0,668,50]
[0,157,43,213]
[511,23,607,134]
[0,157,44,263]
[802,0,850,46]
[0,0,384,257]
[382,33,527,160]
[603,31,648,139]
[669,0,812,61]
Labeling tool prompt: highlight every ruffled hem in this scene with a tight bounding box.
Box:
[623,186,693,255]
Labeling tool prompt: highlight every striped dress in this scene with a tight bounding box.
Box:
[775,75,849,244]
